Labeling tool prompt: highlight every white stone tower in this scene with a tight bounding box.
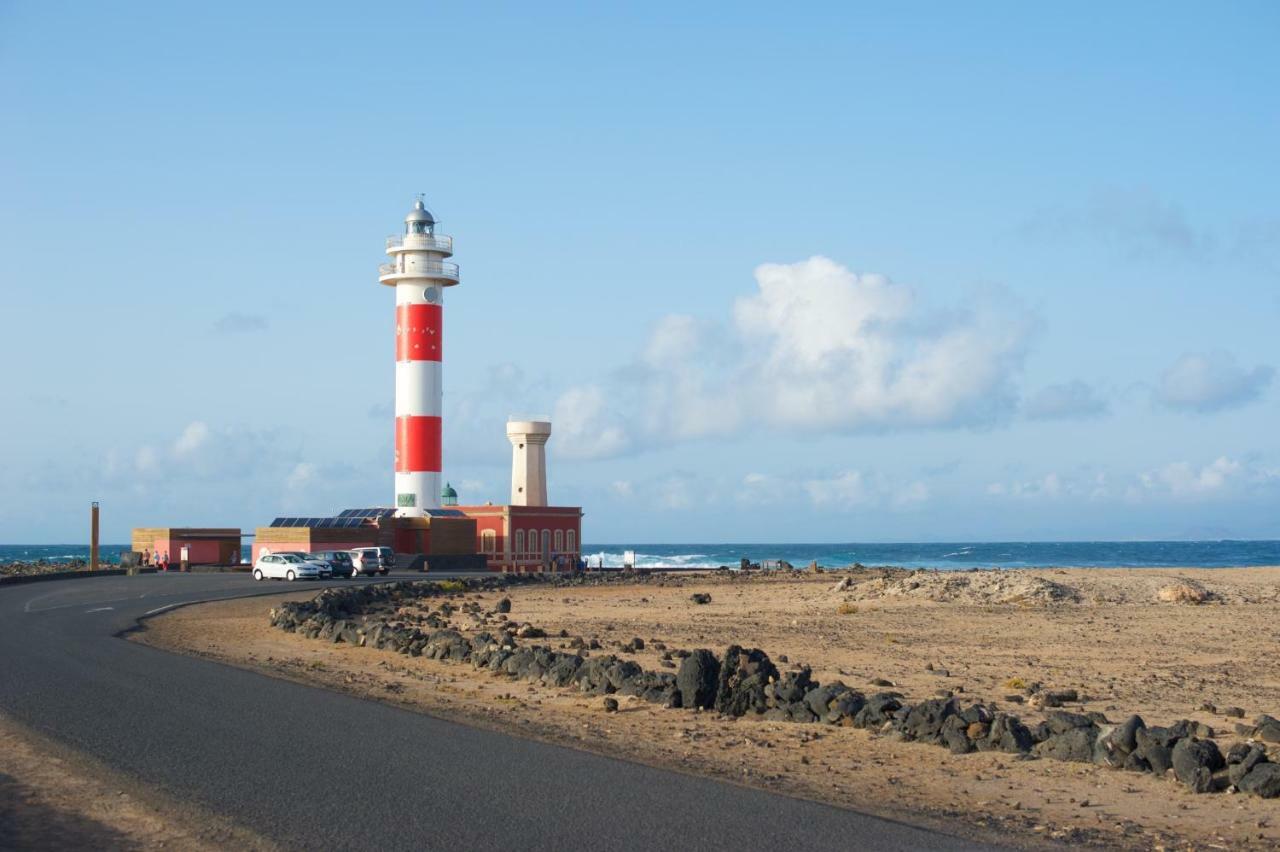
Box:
[507,419,551,506]
[378,198,460,516]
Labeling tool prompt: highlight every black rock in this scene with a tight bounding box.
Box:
[979,713,1033,754]
[1095,715,1145,767]
[1034,726,1099,763]
[853,693,902,729]
[496,597,512,613]
[1171,738,1224,793]
[1228,744,1268,786]
[1045,711,1094,734]
[898,698,958,745]
[714,646,779,717]
[1238,763,1280,798]
[603,697,619,713]
[940,715,973,754]
[690,593,712,605]
[773,668,816,705]
[676,649,720,710]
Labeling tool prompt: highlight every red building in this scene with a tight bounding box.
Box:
[455,504,582,572]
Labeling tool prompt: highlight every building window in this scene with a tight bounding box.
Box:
[567,530,576,554]
[541,530,551,558]
[554,530,564,552]
[481,530,496,555]
[514,530,524,558]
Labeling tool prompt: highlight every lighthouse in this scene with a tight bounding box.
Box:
[379,198,460,516]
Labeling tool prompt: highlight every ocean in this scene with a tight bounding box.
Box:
[3,541,1279,570]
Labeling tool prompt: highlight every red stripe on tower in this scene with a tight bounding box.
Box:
[395,415,442,472]
[395,303,442,362]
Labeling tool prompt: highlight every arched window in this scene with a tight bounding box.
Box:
[567,530,576,555]
[541,530,551,557]
[514,530,524,558]
[481,529,496,555]
[554,530,564,552]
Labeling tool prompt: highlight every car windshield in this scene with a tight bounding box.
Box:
[279,554,305,563]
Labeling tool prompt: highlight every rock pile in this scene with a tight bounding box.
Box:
[1155,581,1211,604]
[847,570,1081,605]
[270,578,1280,802]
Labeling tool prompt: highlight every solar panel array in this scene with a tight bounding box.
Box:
[425,509,466,517]
[269,517,369,528]
[337,507,397,520]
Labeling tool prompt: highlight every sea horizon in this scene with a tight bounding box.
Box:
[5,540,1279,570]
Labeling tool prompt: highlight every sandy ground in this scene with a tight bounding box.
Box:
[134,567,1280,850]
[0,713,274,851]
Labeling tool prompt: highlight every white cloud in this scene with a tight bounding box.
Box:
[173,421,211,456]
[1140,457,1242,499]
[285,462,318,492]
[803,469,929,511]
[553,385,632,459]
[610,480,634,499]
[987,458,1277,505]
[1155,351,1273,413]
[1024,380,1108,420]
[554,256,1031,458]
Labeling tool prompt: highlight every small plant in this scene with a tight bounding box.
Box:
[435,580,466,593]
[1003,676,1027,690]
[836,602,858,615]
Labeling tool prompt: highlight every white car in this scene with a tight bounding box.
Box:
[253,552,325,581]
[349,547,390,577]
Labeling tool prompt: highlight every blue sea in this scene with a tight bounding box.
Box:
[3,541,1279,570]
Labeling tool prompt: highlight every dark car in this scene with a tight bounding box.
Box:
[308,550,355,577]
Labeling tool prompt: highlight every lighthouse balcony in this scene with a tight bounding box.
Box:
[386,234,453,256]
[379,261,460,285]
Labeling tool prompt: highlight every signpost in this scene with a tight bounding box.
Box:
[90,502,100,572]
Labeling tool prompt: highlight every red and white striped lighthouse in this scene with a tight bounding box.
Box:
[378,198,460,516]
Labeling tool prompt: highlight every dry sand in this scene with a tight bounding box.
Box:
[135,567,1280,850]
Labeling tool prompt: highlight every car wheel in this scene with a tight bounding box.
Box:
[253,569,263,581]
[286,570,296,582]
[379,568,389,576]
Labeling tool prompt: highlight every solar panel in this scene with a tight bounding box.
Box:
[338,507,396,520]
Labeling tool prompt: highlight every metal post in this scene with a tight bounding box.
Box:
[90,502,100,572]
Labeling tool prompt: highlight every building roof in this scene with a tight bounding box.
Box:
[441,482,458,499]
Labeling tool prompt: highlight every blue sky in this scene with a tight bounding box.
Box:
[2,2,1277,543]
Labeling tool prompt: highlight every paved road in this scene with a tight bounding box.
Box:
[0,573,1001,851]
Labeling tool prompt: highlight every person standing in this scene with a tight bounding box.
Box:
[161,551,170,572]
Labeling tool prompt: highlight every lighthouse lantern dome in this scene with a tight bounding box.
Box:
[405,198,435,235]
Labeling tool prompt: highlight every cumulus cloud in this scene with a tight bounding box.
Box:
[1023,380,1108,420]
[1155,351,1273,413]
[987,457,1278,504]
[212,311,268,334]
[803,470,930,510]
[554,256,1032,458]
[553,386,632,459]
[1137,457,1242,499]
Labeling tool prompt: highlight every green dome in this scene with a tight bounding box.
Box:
[441,482,458,505]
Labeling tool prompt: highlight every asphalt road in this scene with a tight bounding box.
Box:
[0,572,1003,851]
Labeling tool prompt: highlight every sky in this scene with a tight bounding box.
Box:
[1,2,1277,543]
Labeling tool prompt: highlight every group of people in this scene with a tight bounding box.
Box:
[139,549,172,571]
